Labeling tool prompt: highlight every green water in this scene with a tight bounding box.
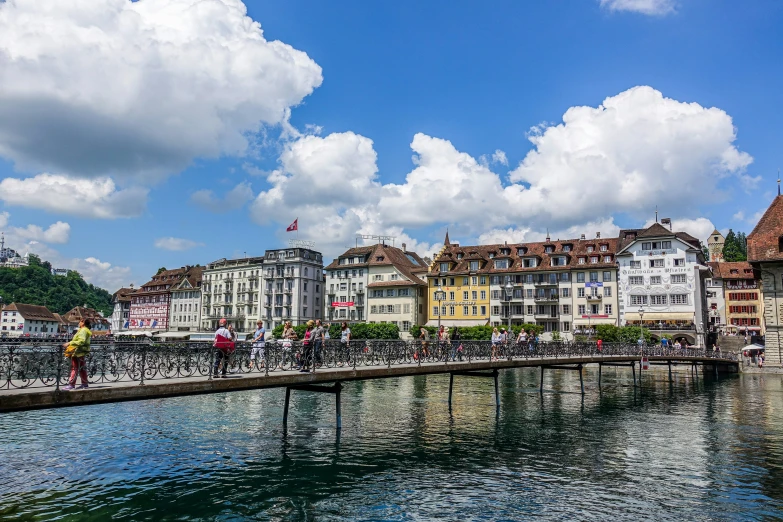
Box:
[1,368,782,520]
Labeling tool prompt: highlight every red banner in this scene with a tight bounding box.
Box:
[332,301,354,307]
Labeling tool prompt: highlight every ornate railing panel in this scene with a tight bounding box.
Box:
[0,337,737,390]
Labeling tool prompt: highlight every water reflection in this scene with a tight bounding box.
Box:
[1,368,782,520]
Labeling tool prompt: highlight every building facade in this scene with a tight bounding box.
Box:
[62,306,110,334]
[707,229,725,262]
[262,248,324,330]
[705,265,726,333]
[168,266,204,332]
[324,246,373,324]
[707,262,763,335]
[0,303,59,335]
[201,257,264,332]
[110,286,134,331]
[129,267,189,331]
[748,194,783,366]
[616,223,710,345]
[428,232,620,337]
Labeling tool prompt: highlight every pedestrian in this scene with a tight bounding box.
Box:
[249,320,265,370]
[340,322,351,363]
[661,337,668,349]
[301,320,314,372]
[311,319,325,370]
[283,321,297,340]
[212,318,235,378]
[491,327,502,361]
[517,328,527,345]
[62,318,92,390]
[596,338,603,353]
[418,327,430,359]
[451,326,461,361]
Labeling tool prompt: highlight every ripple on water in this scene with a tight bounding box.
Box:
[1,369,782,521]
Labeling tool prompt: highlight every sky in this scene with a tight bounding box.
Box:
[0,0,781,291]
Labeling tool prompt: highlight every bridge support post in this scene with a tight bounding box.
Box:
[578,364,584,395]
[598,362,602,390]
[540,366,544,393]
[494,369,500,408]
[668,361,673,383]
[632,361,637,387]
[448,373,454,406]
[282,383,343,432]
[450,370,501,408]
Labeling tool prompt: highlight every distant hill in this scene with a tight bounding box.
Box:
[0,254,113,316]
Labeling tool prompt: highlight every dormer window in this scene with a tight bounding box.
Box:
[457,253,464,260]
[523,259,537,268]
[603,255,612,263]
[551,257,566,267]
[501,248,510,255]
[376,256,384,261]
[590,256,599,264]
[730,269,738,274]
[517,247,528,255]
[494,259,508,269]
[440,262,450,272]
[469,261,480,271]
[562,244,572,252]
[587,246,594,253]
[544,246,553,253]
[488,252,495,259]
[600,244,608,252]
[578,257,586,265]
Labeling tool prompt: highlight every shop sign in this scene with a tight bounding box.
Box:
[332,302,354,307]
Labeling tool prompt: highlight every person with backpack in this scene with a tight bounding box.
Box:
[62,318,92,390]
[213,318,235,378]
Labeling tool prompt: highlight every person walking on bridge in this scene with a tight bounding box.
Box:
[213,318,235,378]
[62,318,92,390]
[249,320,265,370]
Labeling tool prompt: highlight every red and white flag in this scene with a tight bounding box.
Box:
[286,218,298,232]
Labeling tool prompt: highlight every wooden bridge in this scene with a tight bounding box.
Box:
[0,340,739,425]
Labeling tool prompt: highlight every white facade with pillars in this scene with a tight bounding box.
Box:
[202,257,264,332]
[261,248,324,330]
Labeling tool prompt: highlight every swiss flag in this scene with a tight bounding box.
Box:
[286,218,298,232]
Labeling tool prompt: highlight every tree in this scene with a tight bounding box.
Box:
[722,229,747,262]
[156,267,168,275]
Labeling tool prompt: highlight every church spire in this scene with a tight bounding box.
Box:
[444,229,451,246]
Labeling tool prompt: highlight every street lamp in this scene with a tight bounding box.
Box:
[435,281,445,334]
[638,306,645,347]
[504,276,514,335]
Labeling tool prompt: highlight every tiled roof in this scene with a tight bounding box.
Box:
[3,303,57,321]
[139,266,190,292]
[367,244,428,285]
[431,237,619,276]
[707,261,757,280]
[62,306,109,326]
[618,224,702,253]
[748,195,783,262]
[52,313,66,326]
[112,287,135,303]
[324,246,375,270]
[367,280,421,288]
[171,266,205,291]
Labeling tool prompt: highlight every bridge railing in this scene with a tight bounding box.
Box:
[0,338,737,390]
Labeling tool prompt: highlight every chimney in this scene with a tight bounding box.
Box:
[402,243,407,252]
[596,232,601,239]
[580,234,586,240]
[661,217,672,231]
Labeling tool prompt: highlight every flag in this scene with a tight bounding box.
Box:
[286,218,298,232]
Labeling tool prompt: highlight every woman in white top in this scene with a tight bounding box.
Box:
[491,327,502,361]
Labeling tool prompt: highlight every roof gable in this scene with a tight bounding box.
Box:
[748,195,783,262]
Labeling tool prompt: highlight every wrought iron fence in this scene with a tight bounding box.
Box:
[0,337,737,390]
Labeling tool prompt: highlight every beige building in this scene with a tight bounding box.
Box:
[202,257,264,332]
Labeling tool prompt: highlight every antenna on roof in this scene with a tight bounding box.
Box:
[655,206,658,223]
[778,169,780,196]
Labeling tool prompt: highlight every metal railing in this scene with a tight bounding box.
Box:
[0,337,737,390]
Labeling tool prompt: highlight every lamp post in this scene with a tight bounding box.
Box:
[504,277,514,335]
[436,281,445,334]
[638,306,645,347]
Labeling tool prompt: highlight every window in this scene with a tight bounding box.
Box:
[472,276,478,285]
[403,303,411,313]
[590,272,599,282]
[494,259,508,269]
[651,276,661,284]
[551,257,566,267]
[463,291,469,300]
[371,305,377,314]
[631,261,641,269]
[577,273,585,283]
[603,287,612,297]
[472,306,478,316]
[389,305,396,313]
[491,290,500,299]
[561,288,570,297]
[670,294,688,305]
[399,288,410,297]
[560,273,570,282]
[545,245,554,253]
[527,305,534,315]
[650,259,664,268]
[674,258,685,267]
[603,256,612,263]
[603,271,612,282]
[472,291,478,299]
[374,275,383,282]
[629,276,643,285]
[480,306,487,316]
[449,291,455,300]
[480,276,487,285]
[440,263,449,272]
[600,245,607,252]
[577,288,585,297]
[386,289,395,297]
[480,291,487,300]
[590,256,598,264]
[604,305,612,315]
[526,289,533,298]
[562,305,570,315]
[578,305,586,315]
[630,295,648,305]
[578,257,586,265]
[671,274,687,284]
[402,321,411,332]
[650,295,666,305]
[587,246,594,253]
[391,274,398,281]
[433,306,440,316]
[463,277,469,285]
[469,261,479,271]
[463,306,469,315]
[492,306,500,315]
[562,322,571,332]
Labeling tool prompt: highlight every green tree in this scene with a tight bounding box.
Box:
[155,267,168,275]
[722,229,747,262]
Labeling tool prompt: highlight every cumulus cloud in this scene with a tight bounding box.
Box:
[249,86,751,258]
[190,182,254,213]
[0,174,147,218]
[0,0,322,179]
[599,0,676,15]
[154,237,205,251]
[643,217,715,242]
[0,211,71,245]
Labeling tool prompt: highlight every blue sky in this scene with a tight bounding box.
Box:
[0,0,781,290]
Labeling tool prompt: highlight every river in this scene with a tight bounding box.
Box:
[1,368,781,520]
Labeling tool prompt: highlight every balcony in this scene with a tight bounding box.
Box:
[248,275,258,281]
[264,289,273,295]
[586,294,603,301]
[356,288,364,294]
[534,294,560,302]
[534,313,559,320]
[284,288,293,294]
[264,302,271,308]
[534,280,558,286]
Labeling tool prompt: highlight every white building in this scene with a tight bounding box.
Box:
[616,222,710,345]
[168,266,204,332]
[202,258,264,332]
[110,286,134,331]
[262,247,324,330]
[704,264,726,333]
[1,303,59,335]
[324,246,373,323]
[0,234,28,269]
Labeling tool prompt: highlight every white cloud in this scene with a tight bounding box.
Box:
[643,217,715,242]
[492,149,508,166]
[0,211,71,245]
[154,237,204,251]
[0,0,322,179]
[733,211,745,221]
[0,174,147,218]
[190,182,254,213]
[249,86,751,258]
[599,0,676,16]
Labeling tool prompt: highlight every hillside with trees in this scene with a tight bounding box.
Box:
[0,254,113,316]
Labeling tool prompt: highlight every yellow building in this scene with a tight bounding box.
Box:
[426,233,491,326]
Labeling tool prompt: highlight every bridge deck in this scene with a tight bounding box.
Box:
[0,353,735,413]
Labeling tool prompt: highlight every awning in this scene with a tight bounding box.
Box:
[155,332,193,339]
[623,312,694,322]
[573,318,616,326]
